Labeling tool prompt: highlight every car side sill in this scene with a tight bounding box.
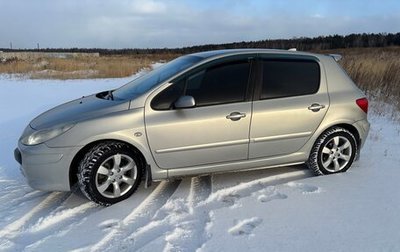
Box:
[167,152,308,178]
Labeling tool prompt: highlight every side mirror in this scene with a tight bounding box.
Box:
[174,95,196,109]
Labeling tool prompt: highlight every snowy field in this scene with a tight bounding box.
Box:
[0,74,399,252]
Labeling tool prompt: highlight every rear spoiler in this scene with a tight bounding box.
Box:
[329,54,342,62]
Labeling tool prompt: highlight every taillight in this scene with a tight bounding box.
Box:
[356,98,368,114]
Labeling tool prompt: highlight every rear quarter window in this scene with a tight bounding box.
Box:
[261,59,320,99]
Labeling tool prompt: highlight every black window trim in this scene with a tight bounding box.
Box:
[253,56,321,101]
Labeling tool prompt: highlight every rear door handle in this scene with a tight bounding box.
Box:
[226,112,246,121]
[308,103,325,112]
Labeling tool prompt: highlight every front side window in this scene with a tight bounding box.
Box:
[151,60,251,110]
[151,79,185,110]
[185,60,250,107]
[261,59,320,99]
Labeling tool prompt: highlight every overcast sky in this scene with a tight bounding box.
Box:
[0,0,399,49]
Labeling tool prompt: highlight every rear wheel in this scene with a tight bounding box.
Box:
[78,141,143,206]
[307,127,357,175]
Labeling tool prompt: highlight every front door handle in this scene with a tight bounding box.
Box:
[226,112,246,121]
[308,103,325,112]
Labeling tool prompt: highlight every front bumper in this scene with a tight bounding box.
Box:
[15,142,80,191]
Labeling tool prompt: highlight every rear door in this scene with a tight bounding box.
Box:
[249,56,329,159]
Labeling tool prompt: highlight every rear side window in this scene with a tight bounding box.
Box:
[261,59,320,99]
[186,61,250,107]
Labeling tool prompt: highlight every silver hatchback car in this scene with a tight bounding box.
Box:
[15,49,370,205]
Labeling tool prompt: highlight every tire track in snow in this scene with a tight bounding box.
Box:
[0,169,312,251]
[0,189,100,251]
[1,189,47,207]
[0,192,71,240]
[164,170,312,251]
[0,189,48,228]
[202,169,312,209]
[195,170,313,249]
[19,201,100,252]
[177,170,315,251]
[120,179,193,251]
[0,192,71,251]
[0,182,47,216]
[188,175,212,207]
[89,180,182,252]
[99,170,312,251]
[121,176,212,252]
[163,175,212,252]
[21,184,159,252]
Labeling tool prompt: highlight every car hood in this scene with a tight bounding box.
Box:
[30,94,131,130]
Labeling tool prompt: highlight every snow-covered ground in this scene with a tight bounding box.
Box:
[0,74,399,252]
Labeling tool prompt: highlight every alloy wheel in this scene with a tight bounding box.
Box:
[320,136,352,172]
[95,153,138,198]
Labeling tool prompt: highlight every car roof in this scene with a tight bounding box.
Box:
[189,49,321,59]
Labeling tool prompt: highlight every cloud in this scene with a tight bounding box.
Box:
[311,14,324,19]
[0,0,398,49]
[130,0,167,14]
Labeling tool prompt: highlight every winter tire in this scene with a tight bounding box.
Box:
[78,141,143,206]
[307,127,357,175]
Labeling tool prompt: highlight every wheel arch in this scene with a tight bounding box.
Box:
[311,121,361,149]
[69,139,148,189]
[330,123,361,148]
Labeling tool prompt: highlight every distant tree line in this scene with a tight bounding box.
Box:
[1,32,400,55]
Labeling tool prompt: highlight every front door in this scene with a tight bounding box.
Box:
[145,57,254,169]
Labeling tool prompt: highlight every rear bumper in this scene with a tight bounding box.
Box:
[15,142,80,191]
[353,118,370,149]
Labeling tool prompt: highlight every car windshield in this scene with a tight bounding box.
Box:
[112,55,203,100]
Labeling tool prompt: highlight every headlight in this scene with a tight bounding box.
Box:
[21,123,75,146]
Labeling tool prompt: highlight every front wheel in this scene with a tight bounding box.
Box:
[78,141,143,206]
[307,127,357,175]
